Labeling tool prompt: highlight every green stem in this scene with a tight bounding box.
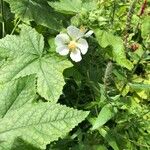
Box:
[11,18,21,35]
[1,0,5,37]
[111,0,116,27]
[95,106,99,117]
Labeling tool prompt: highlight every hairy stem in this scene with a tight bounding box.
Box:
[124,0,138,50]
[104,61,113,91]
[11,18,21,35]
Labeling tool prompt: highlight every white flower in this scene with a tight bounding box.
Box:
[55,25,93,62]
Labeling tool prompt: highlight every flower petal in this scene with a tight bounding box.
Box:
[70,48,82,62]
[56,46,69,56]
[84,30,93,37]
[55,33,70,46]
[77,38,88,55]
[67,26,84,40]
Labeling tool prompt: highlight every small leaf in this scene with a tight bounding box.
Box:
[94,29,133,70]
[92,104,116,130]
[98,128,119,150]
[48,37,56,53]
[63,66,83,82]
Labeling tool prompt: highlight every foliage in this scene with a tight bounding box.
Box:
[0,76,89,150]
[0,0,149,150]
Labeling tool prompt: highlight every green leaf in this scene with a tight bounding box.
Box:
[0,75,36,118]
[92,104,116,130]
[48,0,82,15]
[98,128,119,150]
[5,0,62,30]
[129,83,150,91]
[94,29,133,70]
[82,0,97,11]
[0,25,72,102]
[36,55,72,102]
[48,37,56,53]
[63,66,83,82]
[0,74,88,149]
[0,138,40,150]
[49,0,97,15]
[141,16,150,39]
[0,102,89,149]
[0,26,44,58]
[0,1,13,23]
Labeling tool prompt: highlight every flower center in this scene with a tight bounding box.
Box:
[68,41,77,50]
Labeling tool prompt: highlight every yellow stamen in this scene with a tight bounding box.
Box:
[80,26,86,33]
[68,41,77,50]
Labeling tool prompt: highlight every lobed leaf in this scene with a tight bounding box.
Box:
[0,76,89,149]
[0,103,89,149]
[0,25,72,102]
